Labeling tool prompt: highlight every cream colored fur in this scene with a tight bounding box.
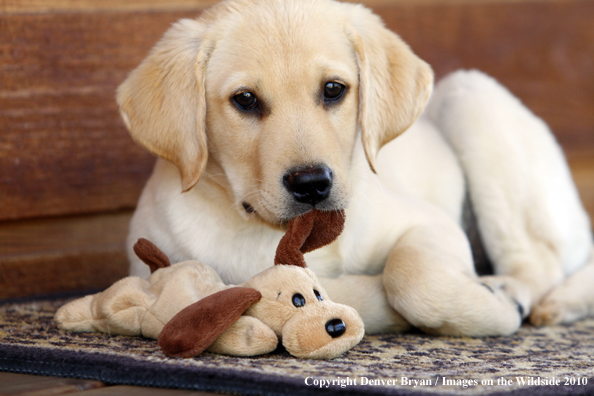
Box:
[55,262,365,359]
[119,0,594,336]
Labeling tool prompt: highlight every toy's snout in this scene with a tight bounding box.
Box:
[281,301,364,359]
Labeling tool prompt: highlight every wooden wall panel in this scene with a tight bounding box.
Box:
[374,0,594,153]
[1,1,592,222]
[1,0,216,14]
[0,212,130,299]
[0,11,199,221]
[0,0,577,14]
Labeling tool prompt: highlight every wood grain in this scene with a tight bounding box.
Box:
[568,151,594,226]
[0,373,223,396]
[375,0,594,151]
[0,0,576,14]
[0,212,131,299]
[0,372,104,396]
[0,11,184,221]
[65,385,220,396]
[1,0,216,14]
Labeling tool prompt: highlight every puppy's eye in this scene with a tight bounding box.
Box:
[314,289,323,301]
[233,92,258,111]
[292,293,306,308]
[323,82,346,102]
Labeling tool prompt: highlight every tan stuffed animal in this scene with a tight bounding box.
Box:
[55,210,364,359]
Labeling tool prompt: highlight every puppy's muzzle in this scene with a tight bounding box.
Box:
[283,165,333,206]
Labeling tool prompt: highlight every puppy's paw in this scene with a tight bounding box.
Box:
[530,299,562,327]
[529,285,587,327]
[480,276,532,320]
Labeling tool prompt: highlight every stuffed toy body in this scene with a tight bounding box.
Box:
[56,210,364,359]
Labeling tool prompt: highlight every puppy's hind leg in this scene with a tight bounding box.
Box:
[426,70,593,312]
[382,218,528,337]
[532,248,594,326]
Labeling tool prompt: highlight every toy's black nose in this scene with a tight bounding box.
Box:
[283,166,332,206]
[325,318,346,338]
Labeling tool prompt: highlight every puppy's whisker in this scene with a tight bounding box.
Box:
[226,193,260,214]
[349,196,362,211]
[234,190,263,207]
[371,175,389,196]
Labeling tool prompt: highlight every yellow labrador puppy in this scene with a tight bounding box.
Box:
[117,0,594,336]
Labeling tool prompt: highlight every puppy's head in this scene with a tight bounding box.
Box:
[117,0,433,224]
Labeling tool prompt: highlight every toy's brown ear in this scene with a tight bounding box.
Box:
[274,209,345,267]
[300,210,346,254]
[274,214,313,268]
[133,238,171,273]
[158,287,262,358]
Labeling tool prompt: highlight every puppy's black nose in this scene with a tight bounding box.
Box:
[283,166,332,206]
[325,319,346,338]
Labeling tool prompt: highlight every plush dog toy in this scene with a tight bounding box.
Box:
[55,210,364,359]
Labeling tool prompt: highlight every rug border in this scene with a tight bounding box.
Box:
[0,343,433,396]
[1,343,592,396]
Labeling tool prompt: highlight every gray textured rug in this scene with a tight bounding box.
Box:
[0,297,593,395]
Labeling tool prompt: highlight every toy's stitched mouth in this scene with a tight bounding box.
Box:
[289,330,362,358]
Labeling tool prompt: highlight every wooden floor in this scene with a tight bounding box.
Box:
[0,372,226,396]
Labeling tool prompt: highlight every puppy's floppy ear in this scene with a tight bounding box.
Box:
[344,6,434,172]
[117,19,214,192]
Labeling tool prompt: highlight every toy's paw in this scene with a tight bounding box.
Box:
[55,295,95,332]
[208,316,278,356]
[55,277,152,336]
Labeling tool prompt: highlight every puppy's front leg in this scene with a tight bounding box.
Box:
[320,274,411,334]
[383,220,528,337]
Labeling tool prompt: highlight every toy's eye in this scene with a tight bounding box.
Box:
[292,293,306,307]
[314,289,323,301]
